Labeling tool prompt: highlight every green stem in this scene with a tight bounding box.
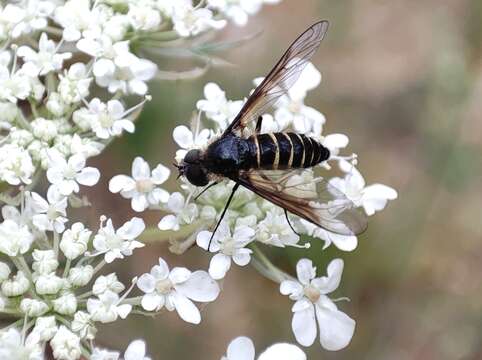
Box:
[249,243,294,284]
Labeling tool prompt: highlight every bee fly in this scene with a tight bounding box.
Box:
[176,21,367,248]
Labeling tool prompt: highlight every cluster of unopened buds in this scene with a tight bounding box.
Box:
[0,0,397,359]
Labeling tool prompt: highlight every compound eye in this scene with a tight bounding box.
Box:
[184,149,201,164]
[185,164,209,186]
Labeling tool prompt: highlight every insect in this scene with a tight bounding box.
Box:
[176,20,367,248]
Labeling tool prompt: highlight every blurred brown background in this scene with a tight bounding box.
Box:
[85,0,482,359]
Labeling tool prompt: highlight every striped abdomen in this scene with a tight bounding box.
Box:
[248,132,330,170]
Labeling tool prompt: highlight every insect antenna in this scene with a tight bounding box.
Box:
[284,209,301,236]
[194,181,220,201]
[208,183,240,251]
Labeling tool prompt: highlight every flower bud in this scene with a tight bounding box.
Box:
[53,293,77,315]
[68,265,94,287]
[46,92,68,116]
[33,316,57,341]
[72,311,97,340]
[32,249,59,274]
[31,117,58,142]
[35,273,64,295]
[2,271,29,297]
[20,298,49,317]
[60,223,91,260]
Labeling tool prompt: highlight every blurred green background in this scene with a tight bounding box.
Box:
[85,1,482,359]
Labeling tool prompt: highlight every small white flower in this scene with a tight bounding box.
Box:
[280,258,355,351]
[32,249,59,274]
[30,187,68,233]
[0,143,35,185]
[196,83,243,129]
[71,311,96,340]
[172,5,226,37]
[301,220,357,251]
[257,209,300,247]
[18,33,72,76]
[1,271,29,297]
[53,0,102,42]
[93,217,145,263]
[197,221,255,280]
[87,290,132,323]
[329,160,398,216]
[91,347,119,360]
[137,257,220,324]
[30,117,58,142]
[50,325,82,360]
[32,316,57,341]
[35,272,64,295]
[92,273,125,295]
[158,192,199,231]
[53,292,78,315]
[74,98,135,139]
[58,62,92,105]
[172,125,211,163]
[60,222,92,260]
[221,336,306,360]
[109,157,170,212]
[0,327,44,360]
[46,149,100,196]
[128,5,161,31]
[20,298,49,317]
[68,265,94,287]
[0,219,34,256]
[0,63,32,103]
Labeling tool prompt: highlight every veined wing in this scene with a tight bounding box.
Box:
[234,168,367,236]
[223,21,329,136]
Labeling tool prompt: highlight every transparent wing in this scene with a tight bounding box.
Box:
[223,20,329,136]
[235,168,367,236]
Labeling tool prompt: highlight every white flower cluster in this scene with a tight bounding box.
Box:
[107,63,396,351]
[0,1,286,359]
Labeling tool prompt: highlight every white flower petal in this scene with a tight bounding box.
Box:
[131,194,148,212]
[132,157,150,180]
[158,215,178,231]
[258,343,306,360]
[172,292,201,324]
[141,293,163,311]
[315,303,355,351]
[76,167,100,186]
[176,271,219,302]
[109,175,136,193]
[292,305,317,347]
[226,336,255,360]
[296,259,316,285]
[173,126,193,149]
[209,253,231,280]
[311,259,344,295]
[137,273,156,293]
[169,267,191,284]
[151,164,170,184]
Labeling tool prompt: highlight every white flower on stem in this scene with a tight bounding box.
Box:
[60,222,92,260]
[71,311,96,340]
[124,340,151,360]
[0,219,34,257]
[93,217,145,263]
[46,149,100,196]
[0,327,44,360]
[109,157,170,212]
[300,220,357,251]
[196,83,243,129]
[18,33,72,76]
[197,221,255,280]
[32,316,57,341]
[58,62,92,105]
[30,186,68,233]
[0,60,32,103]
[1,271,29,297]
[257,209,300,247]
[32,249,59,274]
[35,272,64,295]
[50,325,82,360]
[128,5,162,31]
[137,257,220,324]
[68,265,94,287]
[280,258,355,351]
[78,38,157,95]
[172,125,211,163]
[53,0,102,42]
[172,5,226,37]
[221,336,306,360]
[329,160,398,216]
[8,0,55,38]
[53,292,78,315]
[87,290,132,323]
[20,298,49,317]
[73,98,135,140]
[92,273,125,295]
[158,192,199,231]
[0,143,35,185]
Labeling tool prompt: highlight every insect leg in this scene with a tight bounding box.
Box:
[208,183,240,251]
[255,116,263,133]
[284,209,301,236]
[194,181,220,201]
